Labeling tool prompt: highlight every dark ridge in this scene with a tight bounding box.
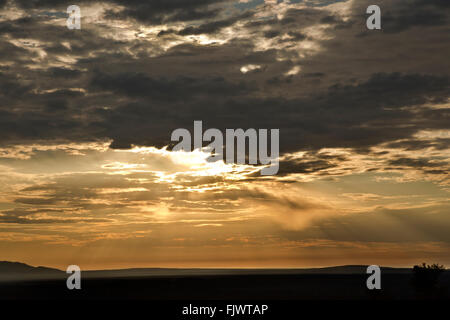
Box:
[0,261,64,281]
[0,261,416,281]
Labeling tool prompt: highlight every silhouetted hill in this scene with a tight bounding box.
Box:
[0,261,64,281]
[0,261,448,300]
[80,265,413,279]
[0,261,414,281]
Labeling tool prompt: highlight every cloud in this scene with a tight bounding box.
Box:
[378,0,449,33]
[0,0,448,267]
[90,72,252,100]
[104,0,229,24]
[160,11,254,36]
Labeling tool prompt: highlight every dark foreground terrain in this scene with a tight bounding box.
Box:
[0,262,448,300]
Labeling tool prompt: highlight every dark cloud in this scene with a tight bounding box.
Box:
[263,30,280,38]
[382,0,450,33]
[0,0,447,166]
[102,0,228,24]
[90,72,252,100]
[179,11,253,35]
[278,158,337,176]
[88,71,447,152]
[388,158,448,169]
[48,67,83,78]
[385,139,450,151]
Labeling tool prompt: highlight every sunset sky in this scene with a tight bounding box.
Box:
[0,0,449,270]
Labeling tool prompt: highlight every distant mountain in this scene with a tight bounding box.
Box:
[0,261,64,281]
[0,261,414,281]
[294,265,413,274]
[73,265,415,279]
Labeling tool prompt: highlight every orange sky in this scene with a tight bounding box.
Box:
[0,0,449,270]
[0,144,449,270]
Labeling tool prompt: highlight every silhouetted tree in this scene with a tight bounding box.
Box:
[412,263,445,291]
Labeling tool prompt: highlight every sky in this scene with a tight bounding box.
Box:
[0,0,449,270]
